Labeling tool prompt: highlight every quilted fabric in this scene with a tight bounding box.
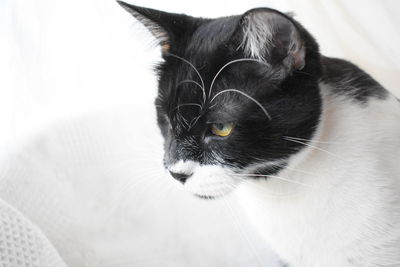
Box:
[0,0,399,266]
[0,198,67,267]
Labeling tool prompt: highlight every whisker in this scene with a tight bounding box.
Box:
[233,173,315,188]
[210,89,272,121]
[117,169,164,195]
[166,52,206,103]
[176,112,190,129]
[188,114,202,130]
[283,135,343,145]
[223,179,293,197]
[112,170,165,211]
[176,80,206,104]
[240,179,301,198]
[208,58,270,98]
[283,136,345,161]
[280,166,318,176]
[255,159,318,176]
[151,180,175,204]
[173,103,202,111]
[110,176,151,211]
[208,102,217,110]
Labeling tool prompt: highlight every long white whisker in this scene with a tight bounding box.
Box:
[283,136,345,161]
[118,171,165,206]
[173,103,202,112]
[111,172,162,211]
[233,173,315,188]
[210,89,271,121]
[208,58,270,98]
[222,179,292,197]
[281,166,318,176]
[253,159,318,176]
[166,53,206,103]
[179,114,190,129]
[241,179,301,198]
[177,79,203,90]
[283,135,343,145]
[176,79,206,104]
[188,114,202,130]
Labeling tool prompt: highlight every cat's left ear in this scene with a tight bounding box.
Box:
[117,1,197,54]
[235,8,306,71]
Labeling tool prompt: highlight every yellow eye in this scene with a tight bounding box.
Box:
[210,123,234,137]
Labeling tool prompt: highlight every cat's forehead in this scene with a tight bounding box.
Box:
[161,53,274,125]
[186,16,240,55]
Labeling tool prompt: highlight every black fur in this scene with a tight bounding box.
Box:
[118,2,387,177]
[321,56,388,103]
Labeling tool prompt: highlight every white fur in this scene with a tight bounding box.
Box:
[169,85,400,266]
[241,12,276,61]
[169,160,199,176]
[235,86,400,266]
[169,160,241,198]
[240,12,305,70]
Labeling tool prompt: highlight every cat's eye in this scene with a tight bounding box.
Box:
[210,123,234,137]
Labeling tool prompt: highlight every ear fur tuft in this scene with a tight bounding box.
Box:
[117,1,169,49]
[239,8,306,70]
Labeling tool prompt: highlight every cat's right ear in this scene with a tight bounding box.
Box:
[117,1,196,54]
[234,8,307,72]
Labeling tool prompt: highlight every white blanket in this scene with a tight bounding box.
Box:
[0,0,399,266]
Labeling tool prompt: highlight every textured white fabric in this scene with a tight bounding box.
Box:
[0,198,67,267]
[0,0,399,266]
[0,112,281,267]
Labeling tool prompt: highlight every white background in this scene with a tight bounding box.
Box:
[0,0,399,266]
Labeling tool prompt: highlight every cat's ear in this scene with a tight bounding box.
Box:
[236,8,306,71]
[117,1,195,54]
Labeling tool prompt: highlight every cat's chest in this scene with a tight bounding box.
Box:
[235,180,348,266]
[233,96,400,266]
[235,157,400,267]
[237,184,356,266]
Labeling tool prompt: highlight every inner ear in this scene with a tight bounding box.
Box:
[237,8,306,71]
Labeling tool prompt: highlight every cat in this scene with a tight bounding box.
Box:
[118,2,400,266]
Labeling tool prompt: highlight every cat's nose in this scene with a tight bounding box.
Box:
[169,171,192,184]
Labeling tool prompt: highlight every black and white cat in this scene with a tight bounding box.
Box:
[118,2,400,266]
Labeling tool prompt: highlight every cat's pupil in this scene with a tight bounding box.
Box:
[215,123,225,131]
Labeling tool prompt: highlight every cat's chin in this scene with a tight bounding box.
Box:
[193,189,234,200]
[194,194,218,200]
[185,178,240,200]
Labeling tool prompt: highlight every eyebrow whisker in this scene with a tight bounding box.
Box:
[188,115,202,130]
[210,88,272,121]
[177,79,206,104]
[166,52,207,104]
[208,58,270,99]
[172,103,203,112]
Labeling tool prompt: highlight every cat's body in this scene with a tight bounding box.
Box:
[238,58,400,266]
[118,2,400,266]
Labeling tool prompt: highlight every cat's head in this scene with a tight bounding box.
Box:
[118,2,322,199]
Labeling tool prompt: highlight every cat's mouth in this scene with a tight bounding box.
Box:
[194,194,218,200]
[185,180,239,199]
[167,160,243,199]
[183,173,242,200]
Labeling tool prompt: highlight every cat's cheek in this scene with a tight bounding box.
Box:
[183,165,241,198]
